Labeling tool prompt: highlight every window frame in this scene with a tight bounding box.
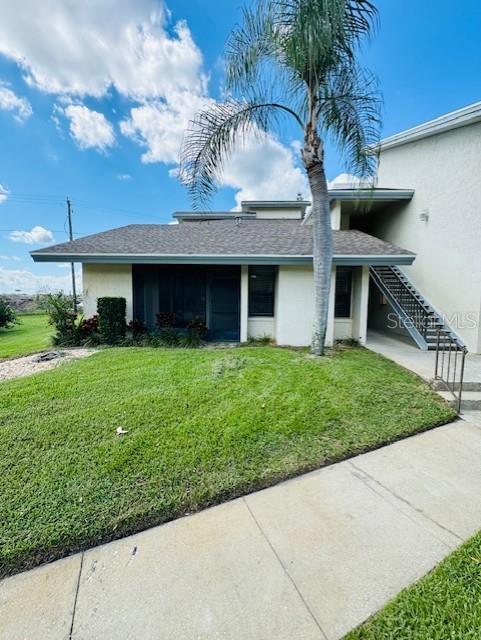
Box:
[248,265,277,318]
[334,267,353,319]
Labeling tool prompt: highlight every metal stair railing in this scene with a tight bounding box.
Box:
[434,328,467,413]
[370,266,433,350]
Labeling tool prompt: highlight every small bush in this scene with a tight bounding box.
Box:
[97,297,126,345]
[179,330,202,348]
[127,318,147,337]
[78,315,99,339]
[186,316,207,338]
[247,334,273,346]
[158,328,181,347]
[45,293,79,346]
[0,297,17,329]
[144,334,161,348]
[156,312,176,329]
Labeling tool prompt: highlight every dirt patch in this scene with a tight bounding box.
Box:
[0,348,96,381]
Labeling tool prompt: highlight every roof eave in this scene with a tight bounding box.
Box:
[31,252,415,266]
[172,212,257,221]
[378,101,481,151]
[328,189,414,202]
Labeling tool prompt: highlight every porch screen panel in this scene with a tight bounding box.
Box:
[172,268,206,326]
[132,266,160,329]
[157,269,172,316]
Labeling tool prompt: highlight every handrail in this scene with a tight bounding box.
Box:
[371,266,433,343]
[434,328,467,413]
[396,267,466,349]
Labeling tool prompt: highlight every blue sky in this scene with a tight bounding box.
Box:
[0,0,480,293]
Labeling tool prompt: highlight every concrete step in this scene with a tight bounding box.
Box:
[437,390,481,411]
[432,380,481,392]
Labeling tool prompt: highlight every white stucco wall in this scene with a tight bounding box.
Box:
[248,317,276,340]
[275,264,368,347]
[330,201,341,230]
[351,266,370,345]
[276,265,315,346]
[254,208,303,219]
[334,319,353,341]
[82,264,133,321]
[376,123,481,352]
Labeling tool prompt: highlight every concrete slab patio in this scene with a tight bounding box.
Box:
[2,418,481,640]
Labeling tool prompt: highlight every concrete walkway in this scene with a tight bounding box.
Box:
[367,330,481,384]
[2,419,481,639]
[367,331,481,412]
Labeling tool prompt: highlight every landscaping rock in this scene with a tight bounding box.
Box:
[0,349,96,381]
[33,351,65,363]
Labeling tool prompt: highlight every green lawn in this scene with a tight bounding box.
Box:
[0,313,52,359]
[346,530,481,640]
[0,346,455,577]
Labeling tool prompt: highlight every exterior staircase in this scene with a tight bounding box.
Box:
[369,265,463,352]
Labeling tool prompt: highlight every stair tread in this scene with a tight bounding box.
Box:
[372,267,463,350]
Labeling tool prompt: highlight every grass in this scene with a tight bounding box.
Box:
[346,529,481,640]
[0,313,52,359]
[0,345,455,577]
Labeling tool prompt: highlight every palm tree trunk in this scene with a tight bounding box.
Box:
[303,127,333,356]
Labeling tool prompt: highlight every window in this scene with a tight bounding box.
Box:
[248,266,276,317]
[335,267,352,318]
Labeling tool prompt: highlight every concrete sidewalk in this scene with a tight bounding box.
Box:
[367,330,481,384]
[2,418,481,640]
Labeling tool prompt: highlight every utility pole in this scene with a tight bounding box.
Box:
[67,197,77,313]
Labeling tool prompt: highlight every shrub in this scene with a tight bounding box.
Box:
[127,318,147,337]
[186,316,207,338]
[179,330,202,348]
[247,334,273,346]
[44,293,79,346]
[156,312,176,329]
[97,297,126,345]
[158,328,181,347]
[78,315,99,339]
[0,297,17,329]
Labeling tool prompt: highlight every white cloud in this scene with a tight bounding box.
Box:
[116,173,132,181]
[0,0,308,207]
[120,92,214,164]
[0,184,8,204]
[0,267,81,294]
[61,104,115,151]
[120,96,308,206]
[0,1,205,100]
[9,226,54,244]
[220,132,308,209]
[0,255,21,261]
[0,83,32,121]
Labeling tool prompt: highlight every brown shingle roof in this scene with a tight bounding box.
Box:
[31,220,414,259]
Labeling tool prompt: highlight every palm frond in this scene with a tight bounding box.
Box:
[318,63,382,178]
[180,100,302,209]
[226,3,276,94]
[271,0,378,86]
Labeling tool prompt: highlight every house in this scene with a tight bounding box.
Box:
[32,101,481,352]
[330,101,481,354]
[30,199,414,346]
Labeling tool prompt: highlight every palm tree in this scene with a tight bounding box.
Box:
[180,0,381,355]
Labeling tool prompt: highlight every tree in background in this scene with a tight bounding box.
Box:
[0,297,17,330]
[181,0,381,354]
